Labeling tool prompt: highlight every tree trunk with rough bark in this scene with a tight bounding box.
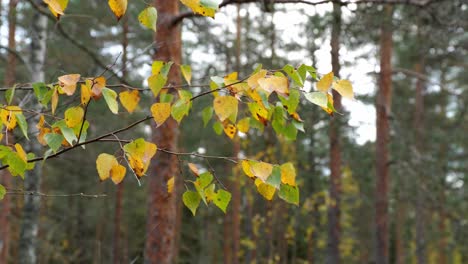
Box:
[327,3,342,264]
[375,5,393,264]
[18,1,47,263]
[144,1,181,263]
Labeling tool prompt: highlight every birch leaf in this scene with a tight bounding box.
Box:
[58,74,80,96]
[138,6,157,31]
[180,65,192,85]
[223,121,236,139]
[167,176,175,194]
[44,0,68,18]
[81,83,91,105]
[213,189,231,213]
[108,0,127,20]
[249,161,273,182]
[123,139,157,177]
[280,162,296,186]
[316,72,334,92]
[183,190,201,216]
[119,90,140,113]
[255,178,276,200]
[304,91,328,108]
[257,76,289,96]
[110,164,126,184]
[151,102,171,127]
[102,88,119,114]
[213,96,238,122]
[180,0,217,18]
[332,79,354,99]
[64,106,84,128]
[96,153,118,181]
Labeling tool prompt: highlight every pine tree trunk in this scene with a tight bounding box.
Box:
[413,59,426,264]
[375,5,393,264]
[327,3,342,264]
[19,1,47,263]
[0,1,18,261]
[395,196,406,264]
[144,1,181,263]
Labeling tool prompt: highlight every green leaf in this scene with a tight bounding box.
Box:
[171,99,190,123]
[202,106,213,127]
[304,91,328,108]
[160,93,174,103]
[284,123,297,141]
[252,63,263,74]
[282,64,303,86]
[72,120,90,143]
[292,119,305,132]
[5,84,16,105]
[148,74,167,97]
[183,190,201,216]
[213,189,231,213]
[33,82,50,106]
[279,89,300,114]
[138,6,157,31]
[26,153,36,170]
[195,172,214,205]
[266,165,281,189]
[102,88,119,114]
[44,133,64,153]
[212,121,223,135]
[15,113,29,140]
[0,184,5,200]
[279,183,299,205]
[272,105,285,135]
[180,65,192,85]
[200,0,222,9]
[6,152,27,178]
[54,120,77,146]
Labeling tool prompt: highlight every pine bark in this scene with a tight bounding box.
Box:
[144,1,181,263]
[18,1,48,263]
[375,5,393,264]
[327,3,342,264]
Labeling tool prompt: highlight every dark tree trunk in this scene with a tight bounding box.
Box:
[327,3,342,264]
[375,5,394,264]
[144,1,181,263]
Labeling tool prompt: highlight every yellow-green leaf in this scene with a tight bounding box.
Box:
[102,88,119,114]
[138,6,158,31]
[147,74,167,97]
[64,106,84,128]
[213,95,238,122]
[151,102,171,127]
[123,139,157,177]
[180,65,192,85]
[58,74,80,96]
[304,91,328,108]
[250,161,273,182]
[237,117,250,133]
[241,160,255,179]
[213,189,231,213]
[108,0,127,20]
[119,90,140,113]
[180,0,216,18]
[280,162,296,186]
[51,88,59,114]
[316,72,334,92]
[332,79,354,99]
[183,190,201,216]
[257,76,289,96]
[96,153,118,181]
[255,178,276,200]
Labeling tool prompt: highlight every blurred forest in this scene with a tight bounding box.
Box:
[0,0,467,263]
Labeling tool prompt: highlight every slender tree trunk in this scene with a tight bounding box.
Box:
[19,1,48,263]
[375,5,393,264]
[395,196,406,264]
[144,1,181,263]
[327,3,342,264]
[113,16,128,264]
[413,59,426,264]
[0,1,18,262]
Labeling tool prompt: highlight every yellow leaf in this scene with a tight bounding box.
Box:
[14,143,27,162]
[90,77,106,99]
[108,0,127,20]
[110,164,126,184]
[96,153,119,181]
[223,121,236,139]
[180,0,216,18]
[123,139,157,177]
[255,178,275,200]
[332,79,354,99]
[257,76,289,96]
[0,106,21,130]
[151,103,171,127]
[280,162,296,186]
[316,72,334,92]
[64,106,84,128]
[321,93,335,115]
[167,176,175,194]
[188,163,199,176]
[241,160,255,179]
[119,90,140,113]
[51,88,59,114]
[250,161,273,182]
[180,65,192,85]
[36,115,51,146]
[247,69,267,89]
[138,6,158,32]
[236,117,250,133]
[248,102,268,126]
[81,83,91,105]
[58,74,80,96]
[213,96,238,122]
[43,0,68,18]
